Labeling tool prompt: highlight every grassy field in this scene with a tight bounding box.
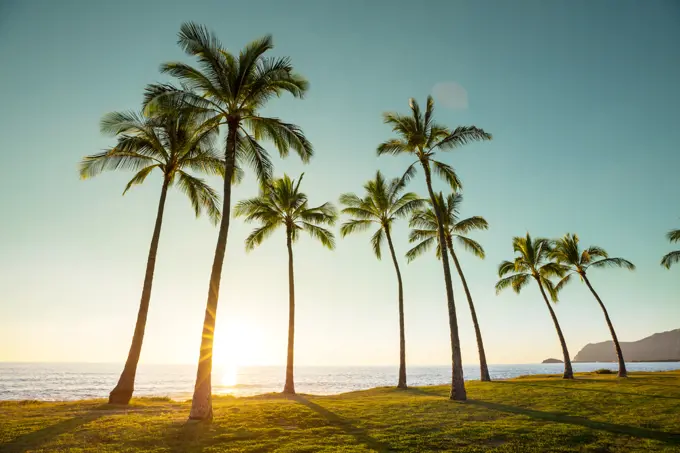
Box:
[1,371,680,452]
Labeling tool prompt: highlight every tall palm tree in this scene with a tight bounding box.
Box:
[145,23,312,420]
[661,228,680,269]
[79,108,224,405]
[550,233,634,378]
[377,96,492,400]
[234,174,336,394]
[339,171,424,389]
[496,233,573,379]
[406,192,491,382]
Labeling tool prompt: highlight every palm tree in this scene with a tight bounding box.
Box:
[339,171,424,389]
[496,233,573,379]
[406,192,491,382]
[377,96,492,400]
[550,233,634,378]
[79,108,224,405]
[661,228,680,269]
[145,23,312,420]
[234,174,336,394]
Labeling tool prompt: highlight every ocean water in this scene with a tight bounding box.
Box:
[1,362,678,401]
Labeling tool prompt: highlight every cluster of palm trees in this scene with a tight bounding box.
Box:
[80,23,678,422]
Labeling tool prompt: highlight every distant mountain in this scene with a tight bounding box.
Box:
[574,329,680,362]
[542,358,563,364]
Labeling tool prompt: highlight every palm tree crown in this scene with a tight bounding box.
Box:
[234,174,337,250]
[550,233,635,290]
[496,233,565,299]
[80,109,223,220]
[406,192,487,262]
[144,23,312,184]
[377,96,492,190]
[339,171,423,257]
[661,228,680,269]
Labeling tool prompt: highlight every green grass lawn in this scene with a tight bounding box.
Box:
[2,371,680,452]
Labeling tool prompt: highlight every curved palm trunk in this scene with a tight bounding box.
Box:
[283,226,296,394]
[582,274,627,378]
[109,178,170,405]
[384,226,407,389]
[189,122,238,421]
[446,239,491,382]
[535,278,573,379]
[421,161,466,401]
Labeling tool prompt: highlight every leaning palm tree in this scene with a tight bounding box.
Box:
[496,233,573,379]
[80,108,224,405]
[407,192,491,382]
[377,96,492,400]
[234,174,336,395]
[550,233,634,377]
[145,24,312,420]
[661,228,680,269]
[339,171,424,389]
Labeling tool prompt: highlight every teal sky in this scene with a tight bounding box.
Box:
[1,0,678,368]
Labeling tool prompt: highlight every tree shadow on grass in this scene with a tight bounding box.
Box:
[3,406,108,453]
[495,381,680,401]
[293,395,392,452]
[466,399,680,445]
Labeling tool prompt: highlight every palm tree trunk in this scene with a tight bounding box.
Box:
[446,239,491,382]
[421,161,466,401]
[109,178,170,405]
[582,274,627,378]
[535,278,573,379]
[384,226,407,389]
[189,121,237,421]
[283,226,296,394]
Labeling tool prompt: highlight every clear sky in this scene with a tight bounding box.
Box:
[1,0,678,369]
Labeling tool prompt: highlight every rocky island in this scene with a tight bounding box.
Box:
[542,358,564,364]
[574,328,680,362]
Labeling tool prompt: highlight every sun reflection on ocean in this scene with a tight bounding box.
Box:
[218,364,238,389]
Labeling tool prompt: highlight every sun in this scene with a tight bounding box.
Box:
[212,317,269,387]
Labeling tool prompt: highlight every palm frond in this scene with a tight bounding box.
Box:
[233,197,280,223]
[405,236,436,262]
[122,165,159,195]
[183,153,225,178]
[495,273,530,295]
[431,160,462,191]
[409,228,437,243]
[667,229,680,243]
[434,126,493,151]
[541,262,568,278]
[371,227,384,259]
[661,250,680,269]
[338,193,365,209]
[236,129,273,184]
[301,222,335,249]
[554,273,573,293]
[340,206,377,220]
[79,149,156,179]
[99,111,148,136]
[498,260,517,277]
[455,236,485,259]
[377,138,412,156]
[245,116,313,162]
[176,171,221,224]
[588,257,636,271]
[454,216,488,234]
[391,195,426,219]
[340,219,374,237]
[299,202,337,225]
[541,277,560,303]
[244,221,280,251]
